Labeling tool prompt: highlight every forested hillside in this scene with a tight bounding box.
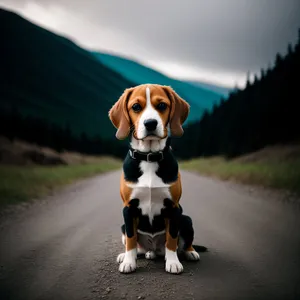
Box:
[0,9,137,141]
[173,30,300,159]
[0,8,225,158]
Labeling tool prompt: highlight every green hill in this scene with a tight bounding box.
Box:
[0,7,224,156]
[0,8,133,140]
[92,52,223,123]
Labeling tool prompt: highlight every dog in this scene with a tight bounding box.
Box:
[108,84,200,274]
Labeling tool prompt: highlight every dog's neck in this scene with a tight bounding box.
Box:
[130,135,168,153]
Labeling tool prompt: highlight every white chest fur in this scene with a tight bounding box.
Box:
[127,161,171,223]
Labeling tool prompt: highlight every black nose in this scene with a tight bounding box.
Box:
[144,119,158,131]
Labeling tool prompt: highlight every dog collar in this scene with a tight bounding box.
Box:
[128,138,171,162]
[128,149,165,162]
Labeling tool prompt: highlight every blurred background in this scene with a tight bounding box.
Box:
[0,0,300,206]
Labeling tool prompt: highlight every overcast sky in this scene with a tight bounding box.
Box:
[1,0,300,87]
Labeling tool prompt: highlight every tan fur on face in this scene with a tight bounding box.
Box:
[127,84,171,139]
[109,84,190,139]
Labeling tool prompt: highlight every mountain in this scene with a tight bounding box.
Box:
[186,81,231,97]
[0,8,133,140]
[92,52,223,123]
[0,7,224,156]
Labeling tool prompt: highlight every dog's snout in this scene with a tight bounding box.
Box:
[144,119,158,131]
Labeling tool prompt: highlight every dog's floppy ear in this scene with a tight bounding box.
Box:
[109,87,134,140]
[163,86,190,137]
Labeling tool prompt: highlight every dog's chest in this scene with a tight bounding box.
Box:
[128,161,171,222]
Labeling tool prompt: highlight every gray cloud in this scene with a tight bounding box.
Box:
[1,0,300,86]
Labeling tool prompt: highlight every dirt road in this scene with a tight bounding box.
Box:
[0,170,299,299]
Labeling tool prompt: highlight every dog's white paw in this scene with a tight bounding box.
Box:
[165,247,183,274]
[145,251,156,260]
[165,260,183,274]
[118,249,137,273]
[119,261,136,273]
[117,253,125,263]
[184,250,200,261]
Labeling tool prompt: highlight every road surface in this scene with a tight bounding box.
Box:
[0,170,300,300]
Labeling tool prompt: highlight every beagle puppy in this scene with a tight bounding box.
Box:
[109,84,200,274]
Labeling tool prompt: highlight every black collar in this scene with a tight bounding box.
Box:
[128,138,171,163]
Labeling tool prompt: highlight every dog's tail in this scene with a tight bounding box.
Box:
[193,245,208,252]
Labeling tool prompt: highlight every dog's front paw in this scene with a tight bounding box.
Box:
[165,260,183,274]
[119,260,136,273]
[119,249,137,273]
[145,251,156,260]
[184,250,200,261]
[165,248,183,274]
[117,253,125,263]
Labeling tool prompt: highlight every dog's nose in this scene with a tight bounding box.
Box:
[144,119,158,131]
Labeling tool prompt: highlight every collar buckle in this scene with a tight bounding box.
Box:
[129,149,137,159]
[146,151,164,162]
[129,149,164,162]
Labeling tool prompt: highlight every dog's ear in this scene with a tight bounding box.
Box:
[109,88,134,140]
[162,86,190,137]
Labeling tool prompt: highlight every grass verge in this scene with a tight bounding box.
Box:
[180,157,300,195]
[0,157,121,209]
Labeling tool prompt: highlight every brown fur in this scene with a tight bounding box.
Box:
[125,219,138,251]
[109,87,134,140]
[120,173,132,206]
[185,245,196,252]
[162,86,190,137]
[169,172,182,206]
[165,219,178,252]
[109,84,190,140]
[127,84,171,140]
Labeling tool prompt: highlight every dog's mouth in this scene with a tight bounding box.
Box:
[132,127,168,140]
[143,133,161,141]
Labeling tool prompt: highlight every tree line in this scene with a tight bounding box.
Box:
[172,29,300,159]
[0,108,127,158]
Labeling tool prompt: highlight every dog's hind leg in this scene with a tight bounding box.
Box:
[179,215,200,261]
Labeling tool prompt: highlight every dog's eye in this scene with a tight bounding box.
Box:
[157,102,167,111]
[132,103,142,112]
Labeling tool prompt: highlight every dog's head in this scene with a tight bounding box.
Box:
[108,84,190,140]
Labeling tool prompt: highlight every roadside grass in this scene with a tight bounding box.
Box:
[180,156,300,195]
[0,157,121,209]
